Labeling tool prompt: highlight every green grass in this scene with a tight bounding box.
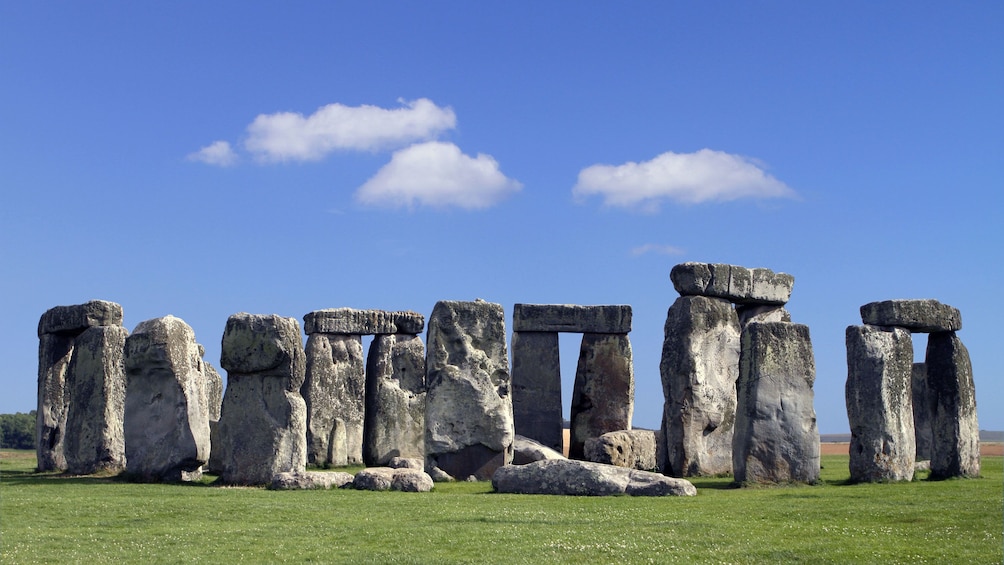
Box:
[2,450,1001,563]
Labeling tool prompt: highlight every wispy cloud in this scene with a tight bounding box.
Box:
[631,243,685,257]
[573,149,796,211]
[186,140,238,167]
[355,141,522,210]
[243,98,456,162]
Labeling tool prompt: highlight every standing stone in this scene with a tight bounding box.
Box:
[425,300,514,480]
[364,333,427,466]
[845,325,916,482]
[927,332,979,478]
[123,316,211,481]
[733,322,819,485]
[511,331,563,452]
[36,333,74,471]
[302,334,365,466]
[216,313,307,485]
[569,333,634,460]
[660,295,740,477]
[912,363,936,461]
[63,325,128,475]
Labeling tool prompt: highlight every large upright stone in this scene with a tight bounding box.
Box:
[217,313,307,485]
[733,322,819,485]
[63,325,128,475]
[302,334,365,466]
[303,308,425,336]
[845,325,916,482]
[912,363,936,461]
[926,332,979,478]
[510,331,563,452]
[568,333,634,460]
[660,296,740,477]
[123,316,211,481]
[425,300,514,480]
[36,333,74,471]
[860,299,962,333]
[512,304,632,333]
[671,263,794,305]
[364,333,427,466]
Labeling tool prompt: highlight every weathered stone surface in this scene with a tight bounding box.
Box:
[734,322,819,485]
[912,363,936,461]
[37,300,124,337]
[63,325,128,475]
[303,334,365,466]
[492,459,696,497]
[269,470,354,490]
[511,331,563,452]
[512,304,632,334]
[512,434,566,465]
[202,357,223,422]
[216,313,307,485]
[352,467,434,492]
[671,263,794,305]
[845,325,916,482]
[123,316,211,482]
[36,333,74,471]
[661,296,740,477]
[927,332,980,478]
[860,299,962,333]
[387,457,424,470]
[425,300,514,481]
[364,334,426,466]
[736,305,791,327]
[569,333,634,460]
[303,308,425,336]
[584,429,662,472]
[220,313,306,381]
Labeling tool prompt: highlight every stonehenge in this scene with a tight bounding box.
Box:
[510,304,634,459]
[33,270,982,495]
[845,299,979,480]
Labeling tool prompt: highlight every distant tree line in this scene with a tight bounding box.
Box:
[0,411,35,450]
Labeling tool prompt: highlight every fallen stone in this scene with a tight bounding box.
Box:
[511,331,563,452]
[387,457,424,470]
[63,325,128,475]
[352,467,434,492]
[303,334,365,466]
[584,429,662,472]
[36,333,74,471]
[661,295,739,477]
[303,308,425,336]
[671,263,794,305]
[512,304,632,334]
[860,299,962,333]
[569,333,634,460]
[216,313,307,486]
[512,434,566,465]
[364,334,426,466]
[269,470,354,490]
[37,300,124,337]
[491,459,696,497]
[927,332,980,478]
[733,322,819,485]
[425,300,514,481]
[123,316,211,482]
[845,325,916,482]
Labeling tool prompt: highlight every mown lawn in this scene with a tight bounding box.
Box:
[1,450,1001,564]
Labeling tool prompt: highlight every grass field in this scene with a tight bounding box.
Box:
[2,450,1001,564]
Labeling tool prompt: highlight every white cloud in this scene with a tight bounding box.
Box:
[572,149,796,210]
[355,141,522,210]
[187,140,238,167]
[244,98,456,162]
[631,244,686,257]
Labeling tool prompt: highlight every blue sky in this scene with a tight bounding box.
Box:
[2,3,1001,434]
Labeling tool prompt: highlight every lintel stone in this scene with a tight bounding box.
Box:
[670,263,794,305]
[303,308,425,335]
[512,304,632,333]
[38,300,124,337]
[859,299,961,333]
